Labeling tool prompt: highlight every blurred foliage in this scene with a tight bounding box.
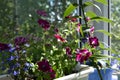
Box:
[0,0,76,42]
[111,0,120,54]
[0,0,76,75]
[0,0,15,42]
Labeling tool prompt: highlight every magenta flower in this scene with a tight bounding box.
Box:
[14,37,28,46]
[90,26,94,33]
[38,19,50,30]
[76,49,92,63]
[48,68,56,80]
[65,47,72,57]
[54,34,67,42]
[86,17,91,22]
[54,28,59,33]
[0,42,10,51]
[89,37,99,48]
[65,15,77,22]
[36,10,47,16]
[37,59,51,72]
[76,23,81,32]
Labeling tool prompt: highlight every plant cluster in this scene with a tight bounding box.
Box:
[0,0,114,80]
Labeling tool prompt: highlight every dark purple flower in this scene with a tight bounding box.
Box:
[89,37,99,48]
[81,38,87,43]
[49,68,56,80]
[54,28,59,33]
[38,19,50,30]
[54,34,67,42]
[65,15,77,22]
[65,47,72,57]
[76,49,92,63]
[36,10,47,16]
[14,37,28,46]
[37,59,51,72]
[0,42,10,51]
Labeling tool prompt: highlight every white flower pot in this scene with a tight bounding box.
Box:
[54,67,94,80]
[0,74,13,80]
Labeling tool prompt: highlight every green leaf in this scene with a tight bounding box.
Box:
[83,1,93,8]
[91,54,113,59]
[95,30,112,36]
[83,1,102,13]
[80,25,84,37]
[63,3,78,18]
[86,11,97,17]
[91,16,113,23]
[95,0,108,5]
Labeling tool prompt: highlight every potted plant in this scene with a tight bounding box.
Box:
[0,0,115,80]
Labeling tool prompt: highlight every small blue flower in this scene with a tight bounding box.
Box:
[22,50,26,53]
[25,62,30,67]
[8,56,15,61]
[23,67,28,71]
[110,59,118,66]
[15,63,20,67]
[9,47,16,52]
[13,71,19,76]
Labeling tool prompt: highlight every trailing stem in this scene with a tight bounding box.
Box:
[94,61,103,80]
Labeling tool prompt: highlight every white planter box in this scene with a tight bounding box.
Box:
[54,67,94,80]
[0,74,13,80]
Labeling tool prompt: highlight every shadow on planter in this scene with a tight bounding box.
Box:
[88,68,113,80]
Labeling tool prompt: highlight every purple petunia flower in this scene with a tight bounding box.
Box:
[36,10,47,16]
[89,37,99,48]
[49,68,56,80]
[65,47,72,57]
[37,59,51,72]
[38,19,50,30]
[76,49,92,63]
[0,42,10,51]
[14,37,28,46]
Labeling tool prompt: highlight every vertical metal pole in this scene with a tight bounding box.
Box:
[14,0,18,34]
[108,0,111,61]
[77,0,82,48]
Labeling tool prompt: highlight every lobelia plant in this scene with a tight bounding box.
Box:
[0,0,115,80]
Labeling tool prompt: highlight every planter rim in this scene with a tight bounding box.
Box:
[54,67,94,80]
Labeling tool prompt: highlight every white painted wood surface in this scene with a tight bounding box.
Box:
[0,74,13,80]
[54,67,94,80]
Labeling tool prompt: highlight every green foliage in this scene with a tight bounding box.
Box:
[63,3,78,18]
[94,0,108,5]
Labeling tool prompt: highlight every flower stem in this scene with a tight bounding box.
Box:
[94,62,103,80]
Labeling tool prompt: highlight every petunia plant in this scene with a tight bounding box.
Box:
[0,0,115,80]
